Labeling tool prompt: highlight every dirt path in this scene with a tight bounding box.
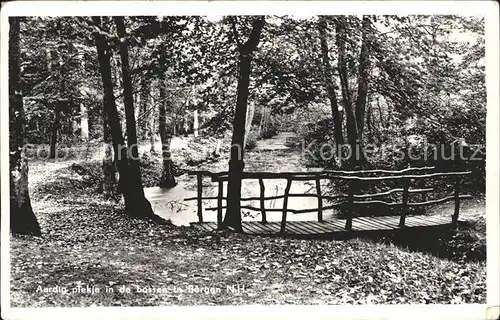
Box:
[145,132,332,226]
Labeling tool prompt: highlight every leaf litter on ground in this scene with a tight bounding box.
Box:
[10,153,487,306]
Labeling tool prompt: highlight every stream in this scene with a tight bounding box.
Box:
[144,132,334,226]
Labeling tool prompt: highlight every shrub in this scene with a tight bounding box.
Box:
[245,130,258,150]
[295,117,340,168]
[260,122,279,139]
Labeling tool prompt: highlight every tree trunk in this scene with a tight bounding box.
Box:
[148,79,157,153]
[193,109,199,137]
[49,103,61,158]
[173,115,177,136]
[158,66,176,188]
[9,17,42,236]
[71,118,78,136]
[114,16,155,217]
[181,113,188,137]
[150,112,156,153]
[318,16,344,151]
[80,57,89,141]
[67,115,73,137]
[102,100,117,198]
[93,16,154,218]
[365,99,373,144]
[80,101,89,141]
[354,16,371,141]
[377,96,385,129]
[139,78,150,141]
[50,54,65,158]
[336,17,359,166]
[224,17,265,231]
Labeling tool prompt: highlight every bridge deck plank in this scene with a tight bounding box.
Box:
[191,215,457,236]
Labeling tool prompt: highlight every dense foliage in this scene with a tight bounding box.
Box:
[18,15,484,166]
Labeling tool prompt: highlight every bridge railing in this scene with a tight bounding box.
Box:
[184,167,472,233]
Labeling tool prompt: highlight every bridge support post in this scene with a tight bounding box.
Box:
[399,178,409,227]
[259,178,267,223]
[316,176,323,222]
[280,179,292,234]
[452,177,461,227]
[197,173,203,223]
[345,180,354,231]
[217,181,223,229]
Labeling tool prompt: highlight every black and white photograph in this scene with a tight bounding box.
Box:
[1,1,499,319]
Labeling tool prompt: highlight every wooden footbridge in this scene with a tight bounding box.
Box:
[185,167,472,236]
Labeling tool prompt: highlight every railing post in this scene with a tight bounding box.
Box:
[452,177,461,227]
[316,176,323,222]
[197,173,203,223]
[280,179,292,234]
[399,178,410,227]
[217,180,223,229]
[345,180,354,231]
[259,178,267,223]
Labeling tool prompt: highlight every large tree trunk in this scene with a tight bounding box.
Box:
[354,16,372,141]
[149,87,157,154]
[50,54,66,159]
[336,17,359,167]
[139,78,150,141]
[93,16,154,218]
[114,16,155,217]
[365,98,374,144]
[318,16,344,152]
[158,66,176,188]
[149,111,156,154]
[102,102,117,198]
[9,17,41,236]
[224,17,265,231]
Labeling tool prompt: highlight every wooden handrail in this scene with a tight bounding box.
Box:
[205,204,342,214]
[409,194,472,207]
[354,188,433,199]
[187,166,436,178]
[184,187,433,202]
[188,168,472,232]
[194,171,471,182]
[204,194,473,213]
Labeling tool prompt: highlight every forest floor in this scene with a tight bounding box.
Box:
[10,135,486,306]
